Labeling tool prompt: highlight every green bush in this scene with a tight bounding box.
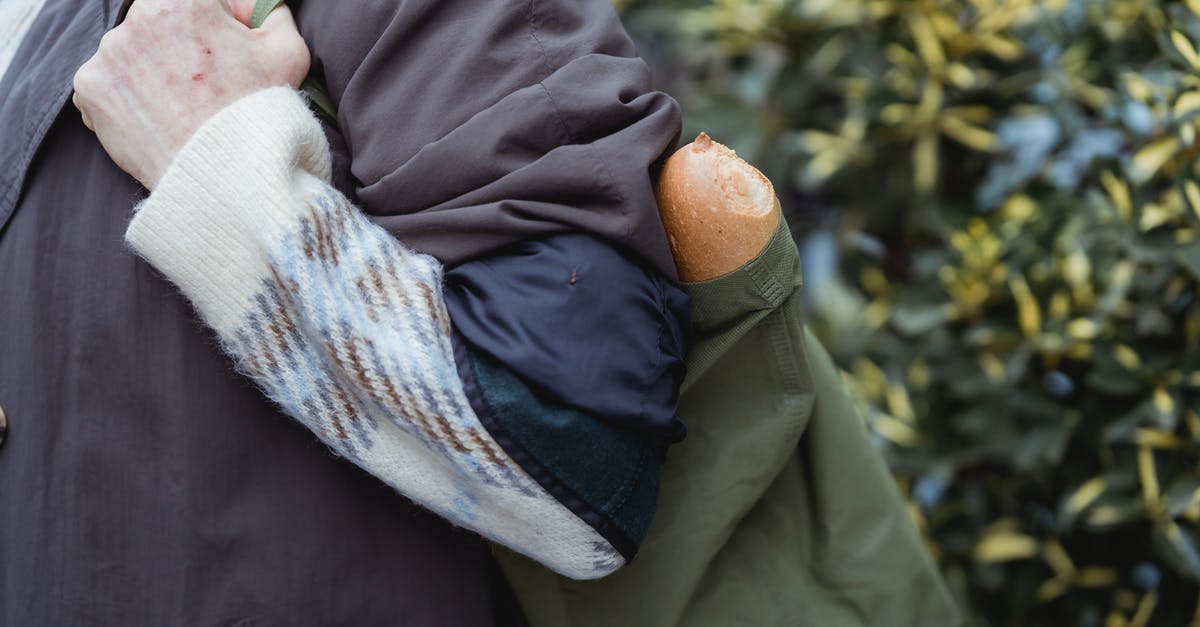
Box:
[620,0,1200,624]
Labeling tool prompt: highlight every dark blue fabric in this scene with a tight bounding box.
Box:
[453,335,657,560]
[444,231,691,442]
[443,233,690,446]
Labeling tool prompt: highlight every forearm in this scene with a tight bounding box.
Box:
[124,87,621,580]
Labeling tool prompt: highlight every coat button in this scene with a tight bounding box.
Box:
[0,404,6,449]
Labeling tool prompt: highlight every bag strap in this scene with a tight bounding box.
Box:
[250,0,338,124]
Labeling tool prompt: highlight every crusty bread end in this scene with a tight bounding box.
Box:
[654,133,780,282]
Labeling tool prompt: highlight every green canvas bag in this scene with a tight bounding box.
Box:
[492,216,962,627]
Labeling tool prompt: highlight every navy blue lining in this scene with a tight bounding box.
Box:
[442,233,690,447]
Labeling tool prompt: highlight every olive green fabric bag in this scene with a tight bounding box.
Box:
[493,218,962,627]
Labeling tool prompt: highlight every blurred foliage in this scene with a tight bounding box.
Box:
[619,0,1200,624]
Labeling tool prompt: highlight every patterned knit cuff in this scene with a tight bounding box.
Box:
[124,87,331,337]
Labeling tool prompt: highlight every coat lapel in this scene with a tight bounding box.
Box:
[0,0,124,238]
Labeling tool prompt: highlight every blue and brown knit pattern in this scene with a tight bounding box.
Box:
[227,187,552,511]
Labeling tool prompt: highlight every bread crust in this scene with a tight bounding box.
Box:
[654,133,780,282]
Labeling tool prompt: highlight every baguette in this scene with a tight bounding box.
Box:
[654,133,780,282]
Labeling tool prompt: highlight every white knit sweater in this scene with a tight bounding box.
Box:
[124,86,623,580]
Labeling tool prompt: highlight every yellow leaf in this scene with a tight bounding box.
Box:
[944,105,991,123]
[990,263,1010,283]
[1043,538,1077,578]
[1110,259,1135,293]
[796,130,840,152]
[1076,567,1118,587]
[1129,137,1180,184]
[1050,291,1070,320]
[1064,477,1107,516]
[980,34,1024,60]
[1190,0,1200,16]
[1067,318,1099,339]
[1113,344,1141,370]
[1088,505,1142,526]
[1186,410,1200,439]
[804,150,847,184]
[907,358,931,391]
[1140,203,1174,231]
[859,266,889,295]
[1134,428,1189,450]
[1154,387,1176,416]
[979,352,1006,383]
[909,13,945,69]
[914,130,938,193]
[863,299,890,330]
[940,114,998,151]
[1124,72,1156,102]
[927,11,960,41]
[1002,195,1038,222]
[1036,578,1068,602]
[885,43,918,68]
[853,358,887,399]
[1174,30,1200,69]
[1138,446,1162,517]
[1129,590,1159,627]
[871,414,919,446]
[1063,250,1091,286]
[945,63,975,88]
[880,103,915,126]
[1010,275,1042,337]
[1177,91,1200,121]
[974,531,1039,563]
[885,383,917,424]
[1067,342,1093,360]
[1100,170,1132,220]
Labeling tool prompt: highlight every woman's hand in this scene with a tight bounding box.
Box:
[72,0,310,189]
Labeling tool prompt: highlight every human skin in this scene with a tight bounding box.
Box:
[72,0,310,188]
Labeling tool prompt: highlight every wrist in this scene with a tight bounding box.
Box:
[124,86,331,336]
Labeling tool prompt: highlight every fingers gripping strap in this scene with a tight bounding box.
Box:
[249,0,338,124]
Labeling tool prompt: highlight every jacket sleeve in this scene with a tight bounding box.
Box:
[293,0,683,277]
[124,86,636,581]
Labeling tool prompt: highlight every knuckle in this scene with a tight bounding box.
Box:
[96,26,129,53]
[264,32,311,84]
[72,62,95,95]
[289,39,312,79]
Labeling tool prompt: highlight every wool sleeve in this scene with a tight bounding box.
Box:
[123,86,630,581]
